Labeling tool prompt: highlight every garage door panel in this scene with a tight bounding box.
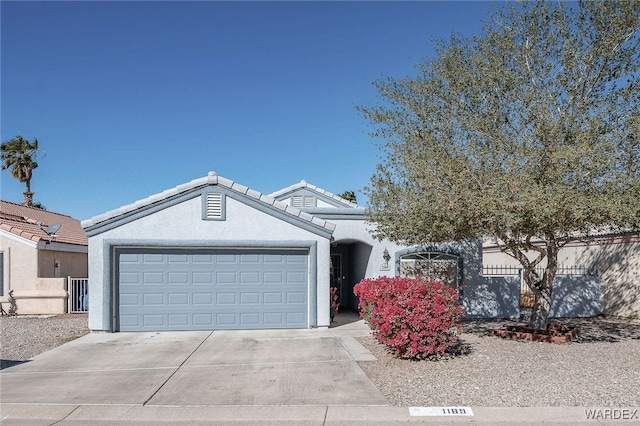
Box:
[143,314,165,327]
[240,292,260,304]
[192,254,214,263]
[143,293,165,305]
[263,292,283,304]
[240,254,260,263]
[168,272,189,285]
[287,292,306,304]
[216,292,236,304]
[168,293,189,305]
[215,271,237,285]
[240,271,260,284]
[286,271,306,284]
[168,254,189,263]
[118,249,308,331]
[193,313,214,326]
[240,312,260,326]
[168,314,189,326]
[193,293,213,304]
[193,271,215,284]
[264,272,283,283]
[143,254,164,263]
[142,272,165,284]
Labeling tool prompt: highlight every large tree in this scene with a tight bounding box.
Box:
[1,136,41,206]
[360,1,640,329]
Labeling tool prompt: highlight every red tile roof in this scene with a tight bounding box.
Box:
[0,200,87,246]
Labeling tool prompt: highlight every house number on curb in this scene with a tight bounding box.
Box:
[409,407,474,416]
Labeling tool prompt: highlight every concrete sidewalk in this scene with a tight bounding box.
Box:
[0,315,629,424]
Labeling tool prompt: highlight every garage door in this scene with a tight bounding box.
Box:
[116,248,308,331]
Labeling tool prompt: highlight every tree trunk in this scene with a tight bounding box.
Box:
[528,238,559,330]
[529,279,552,329]
[23,191,33,206]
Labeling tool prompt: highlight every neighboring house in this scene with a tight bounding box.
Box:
[84,171,528,333]
[0,200,88,314]
[483,233,640,319]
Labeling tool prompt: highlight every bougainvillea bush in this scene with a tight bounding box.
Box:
[353,276,464,360]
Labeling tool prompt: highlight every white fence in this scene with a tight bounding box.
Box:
[68,277,88,313]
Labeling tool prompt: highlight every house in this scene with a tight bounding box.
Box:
[483,233,640,319]
[0,200,88,314]
[83,171,525,332]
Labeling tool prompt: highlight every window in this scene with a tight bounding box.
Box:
[202,193,226,220]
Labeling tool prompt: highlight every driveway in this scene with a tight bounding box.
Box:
[0,320,387,407]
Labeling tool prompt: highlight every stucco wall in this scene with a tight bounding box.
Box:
[87,194,331,331]
[38,250,88,278]
[1,234,38,295]
[483,236,639,319]
[330,218,406,279]
[0,233,86,314]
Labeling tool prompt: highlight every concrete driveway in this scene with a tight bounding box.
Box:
[0,316,609,425]
[0,322,387,408]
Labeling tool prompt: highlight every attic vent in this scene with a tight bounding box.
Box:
[292,195,315,208]
[202,193,225,220]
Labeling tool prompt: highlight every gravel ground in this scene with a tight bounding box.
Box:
[1,313,639,408]
[0,314,89,369]
[357,315,640,407]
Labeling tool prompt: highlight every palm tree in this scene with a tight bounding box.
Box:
[1,136,41,206]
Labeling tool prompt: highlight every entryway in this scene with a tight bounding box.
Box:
[330,240,372,311]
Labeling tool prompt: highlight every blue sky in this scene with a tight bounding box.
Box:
[1,1,494,221]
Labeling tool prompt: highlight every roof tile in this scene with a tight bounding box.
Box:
[0,200,87,246]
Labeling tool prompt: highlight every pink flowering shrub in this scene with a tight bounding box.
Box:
[353,276,464,360]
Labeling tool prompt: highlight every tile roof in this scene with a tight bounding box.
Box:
[268,180,361,208]
[0,200,88,246]
[82,171,336,233]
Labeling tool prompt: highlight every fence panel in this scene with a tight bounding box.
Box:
[68,277,89,313]
[482,265,598,308]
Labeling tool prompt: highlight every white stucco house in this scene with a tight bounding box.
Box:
[83,171,522,333]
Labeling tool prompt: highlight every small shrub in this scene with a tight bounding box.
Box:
[330,286,340,321]
[353,276,464,360]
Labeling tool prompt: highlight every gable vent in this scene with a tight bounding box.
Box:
[204,193,224,219]
[292,195,315,208]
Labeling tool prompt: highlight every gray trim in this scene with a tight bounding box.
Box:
[85,185,334,239]
[201,192,226,221]
[37,241,88,253]
[105,239,318,332]
[303,208,366,220]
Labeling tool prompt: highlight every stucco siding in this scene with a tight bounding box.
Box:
[0,234,38,303]
[329,218,404,279]
[38,250,88,278]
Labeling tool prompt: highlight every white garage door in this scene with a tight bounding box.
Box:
[116,248,308,331]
